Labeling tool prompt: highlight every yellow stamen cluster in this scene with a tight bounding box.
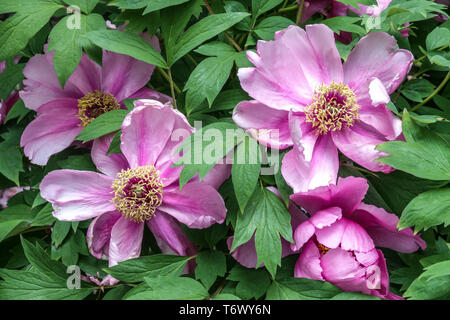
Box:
[77,90,121,127]
[317,242,331,255]
[111,165,164,223]
[305,82,360,135]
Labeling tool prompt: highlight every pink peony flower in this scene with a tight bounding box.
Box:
[290,176,426,299]
[19,34,171,166]
[39,101,229,284]
[0,59,20,125]
[233,24,412,193]
[227,187,307,268]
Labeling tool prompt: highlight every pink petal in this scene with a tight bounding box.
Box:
[102,34,159,102]
[239,24,343,111]
[320,247,367,292]
[20,52,101,111]
[309,206,342,229]
[291,220,315,251]
[232,100,292,149]
[330,177,369,216]
[354,248,379,267]
[20,98,82,165]
[358,102,402,140]
[290,183,332,215]
[352,203,427,253]
[199,163,231,190]
[307,134,339,190]
[120,102,176,168]
[281,148,312,194]
[147,210,197,257]
[40,169,115,221]
[331,124,395,173]
[91,134,129,177]
[304,24,344,83]
[294,240,324,280]
[368,77,390,106]
[86,211,121,259]
[159,182,226,229]
[227,235,260,268]
[108,216,144,267]
[344,32,413,96]
[127,87,172,104]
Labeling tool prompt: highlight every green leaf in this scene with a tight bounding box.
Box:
[195,251,226,289]
[0,63,24,100]
[322,16,365,35]
[4,100,31,124]
[194,41,236,57]
[399,188,450,233]
[104,254,193,282]
[125,276,209,300]
[213,293,241,300]
[0,127,24,185]
[83,30,168,68]
[184,54,235,111]
[426,27,450,51]
[252,0,284,20]
[63,0,99,13]
[48,13,106,87]
[52,221,72,247]
[143,0,190,14]
[175,122,242,189]
[254,16,294,40]
[420,260,450,281]
[376,111,450,181]
[401,79,435,102]
[231,187,293,277]
[266,278,342,300]
[76,109,129,143]
[160,0,203,64]
[20,237,67,281]
[227,265,271,299]
[170,12,250,65]
[0,1,62,60]
[232,136,261,213]
[107,131,122,154]
[404,273,450,299]
[0,269,93,300]
[110,0,189,13]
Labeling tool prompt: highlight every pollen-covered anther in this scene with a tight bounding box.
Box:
[77,90,121,127]
[317,242,331,255]
[305,82,360,135]
[111,165,164,223]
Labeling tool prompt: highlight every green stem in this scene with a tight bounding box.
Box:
[296,0,304,25]
[167,68,178,109]
[278,4,298,13]
[157,67,181,95]
[411,71,450,112]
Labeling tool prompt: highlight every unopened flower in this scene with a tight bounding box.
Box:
[40,101,228,284]
[233,24,412,193]
[290,176,426,299]
[19,34,171,165]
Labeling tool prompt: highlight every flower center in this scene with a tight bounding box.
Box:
[316,242,331,255]
[111,165,164,223]
[304,82,360,135]
[77,90,121,127]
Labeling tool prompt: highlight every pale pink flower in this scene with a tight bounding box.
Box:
[40,101,229,284]
[233,24,412,193]
[19,34,170,165]
[290,176,426,299]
